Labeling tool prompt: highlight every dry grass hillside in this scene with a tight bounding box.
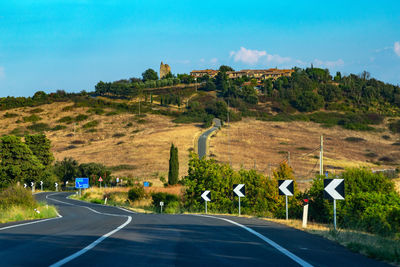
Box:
[0,102,202,184]
[209,118,400,187]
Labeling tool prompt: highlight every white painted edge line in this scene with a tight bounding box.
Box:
[50,216,132,267]
[193,214,314,267]
[0,193,63,231]
[66,194,138,214]
[46,193,132,267]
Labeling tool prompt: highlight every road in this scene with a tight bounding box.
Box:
[0,192,389,267]
[198,118,221,159]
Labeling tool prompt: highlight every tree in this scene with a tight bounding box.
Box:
[53,157,79,184]
[168,143,179,185]
[24,134,54,167]
[142,69,158,82]
[219,65,234,72]
[0,135,44,187]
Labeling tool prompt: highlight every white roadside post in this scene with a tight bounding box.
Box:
[324,178,345,231]
[31,182,35,193]
[278,180,294,220]
[160,201,164,213]
[302,197,309,228]
[201,190,211,214]
[233,184,245,216]
[55,182,58,192]
[40,181,43,191]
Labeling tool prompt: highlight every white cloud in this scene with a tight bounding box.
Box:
[230,47,292,65]
[394,41,400,57]
[210,58,218,64]
[0,66,4,79]
[200,58,205,63]
[230,47,267,64]
[313,58,344,68]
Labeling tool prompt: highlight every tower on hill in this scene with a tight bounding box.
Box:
[160,62,171,79]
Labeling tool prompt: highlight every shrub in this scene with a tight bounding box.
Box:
[23,114,42,123]
[29,108,44,114]
[88,108,105,115]
[51,125,67,131]
[70,140,85,145]
[27,123,50,132]
[3,112,19,118]
[0,184,36,209]
[345,137,365,142]
[151,192,179,206]
[128,186,145,202]
[75,114,89,122]
[106,111,120,116]
[164,201,181,214]
[389,120,400,134]
[112,133,125,138]
[58,116,73,124]
[82,120,99,129]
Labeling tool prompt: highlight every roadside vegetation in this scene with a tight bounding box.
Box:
[0,185,58,223]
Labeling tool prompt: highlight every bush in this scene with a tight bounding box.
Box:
[128,186,145,202]
[389,120,400,134]
[27,123,50,132]
[0,184,36,209]
[164,201,181,214]
[51,125,67,131]
[82,120,99,129]
[87,108,105,115]
[3,112,19,118]
[23,114,42,123]
[151,192,179,207]
[75,114,88,122]
[58,116,73,124]
[70,140,85,145]
[345,137,365,142]
[112,133,125,138]
[29,108,44,114]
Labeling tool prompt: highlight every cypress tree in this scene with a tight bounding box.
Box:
[168,143,179,185]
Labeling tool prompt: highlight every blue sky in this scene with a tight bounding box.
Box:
[0,0,399,97]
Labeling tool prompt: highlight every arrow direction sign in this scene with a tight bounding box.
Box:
[24,184,27,188]
[324,179,345,200]
[233,184,245,197]
[40,181,43,185]
[75,178,89,189]
[31,182,34,187]
[201,190,211,202]
[278,180,293,196]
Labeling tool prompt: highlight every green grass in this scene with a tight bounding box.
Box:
[82,120,99,129]
[0,203,58,223]
[27,123,51,132]
[23,114,42,123]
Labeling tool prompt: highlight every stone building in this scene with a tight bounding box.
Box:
[160,62,171,79]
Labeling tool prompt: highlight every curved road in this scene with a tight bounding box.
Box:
[198,118,221,159]
[0,192,388,266]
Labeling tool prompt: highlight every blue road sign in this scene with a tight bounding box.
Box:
[75,178,89,189]
[143,181,150,187]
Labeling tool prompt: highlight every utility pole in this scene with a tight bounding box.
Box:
[320,135,324,176]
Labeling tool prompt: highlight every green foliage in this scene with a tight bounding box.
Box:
[24,134,54,167]
[0,135,44,187]
[168,143,179,185]
[151,192,179,206]
[389,120,400,133]
[27,123,51,132]
[75,114,89,122]
[82,120,99,129]
[128,186,145,202]
[142,68,158,82]
[58,116,73,124]
[306,168,399,236]
[29,108,44,114]
[3,112,19,118]
[164,201,181,214]
[51,125,67,131]
[0,184,36,209]
[53,157,79,184]
[23,114,42,123]
[184,153,279,216]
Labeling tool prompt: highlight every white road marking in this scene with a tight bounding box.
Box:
[193,214,314,267]
[46,193,133,267]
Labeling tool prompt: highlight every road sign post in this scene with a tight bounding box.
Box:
[302,198,309,228]
[233,184,245,216]
[278,180,294,220]
[201,190,211,214]
[99,177,103,188]
[31,182,34,193]
[55,182,58,192]
[324,178,345,230]
[75,178,89,196]
[160,201,164,213]
[40,181,43,191]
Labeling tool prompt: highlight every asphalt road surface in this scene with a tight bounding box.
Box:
[198,118,221,159]
[0,192,389,267]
